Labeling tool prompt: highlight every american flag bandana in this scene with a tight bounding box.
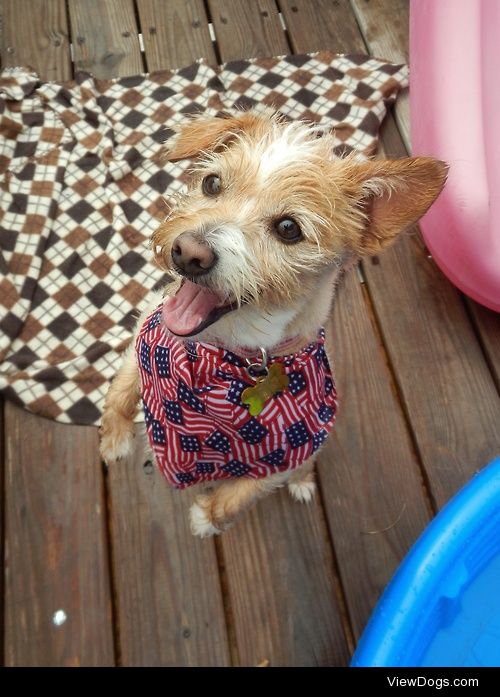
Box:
[136,305,338,489]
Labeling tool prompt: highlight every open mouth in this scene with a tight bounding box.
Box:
[162,279,238,337]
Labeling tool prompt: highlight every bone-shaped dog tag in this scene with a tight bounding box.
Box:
[241,363,289,416]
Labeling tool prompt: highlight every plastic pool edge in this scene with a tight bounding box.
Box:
[351,456,500,667]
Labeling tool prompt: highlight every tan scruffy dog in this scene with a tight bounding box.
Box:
[100,109,447,537]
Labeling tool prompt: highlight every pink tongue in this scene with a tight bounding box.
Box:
[162,280,222,336]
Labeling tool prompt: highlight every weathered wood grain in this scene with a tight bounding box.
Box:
[0,0,72,81]
[4,407,114,666]
[107,431,230,666]
[361,11,500,508]
[361,0,500,422]
[68,0,143,78]
[363,218,500,507]
[319,273,432,638]
[468,302,500,392]
[350,0,409,62]
[371,129,500,506]
[208,0,288,61]
[136,0,216,71]
[222,489,351,666]
[279,0,365,54]
[2,1,115,667]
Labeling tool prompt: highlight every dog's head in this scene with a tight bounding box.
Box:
[153,109,447,343]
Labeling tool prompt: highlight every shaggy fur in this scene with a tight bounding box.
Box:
[100,108,447,536]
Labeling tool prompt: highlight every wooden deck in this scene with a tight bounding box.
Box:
[1,0,500,667]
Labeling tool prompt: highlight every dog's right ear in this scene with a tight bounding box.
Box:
[343,156,448,255]
[164,111,270,161]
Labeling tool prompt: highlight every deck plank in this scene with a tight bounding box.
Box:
[136,0,216,71]
[209,0,351,666]
[359,9,500,507]
[107,436,230,666]
[208,0,288,61]
[468,303,500,391]
[4,408,114,666]
[0,0,72,81]
[320,274,432,638]
[222,491,350,666]
[350,0,410,148]
[353,0,496,394]
[281,1,433,641]
[363,195,500,506]
[1,1,115,667]
[279,0,365,53]
[68,0,143,78]
[98,8,230,666]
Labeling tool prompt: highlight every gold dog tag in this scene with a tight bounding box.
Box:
[241,363,289,416]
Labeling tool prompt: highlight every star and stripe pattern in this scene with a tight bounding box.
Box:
[136,306,338,489]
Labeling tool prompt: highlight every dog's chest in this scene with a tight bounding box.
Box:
[136,306,338,489]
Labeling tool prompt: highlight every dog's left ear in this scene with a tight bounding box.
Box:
[347,157,448,255]
[164,111,269,161]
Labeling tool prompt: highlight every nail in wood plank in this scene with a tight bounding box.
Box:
[279,0,366,54]
[1,0,72,81]
[136,0,216,71]
[68,0,143,78]
[208,0,288,61]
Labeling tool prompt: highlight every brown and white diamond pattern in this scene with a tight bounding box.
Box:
[222,52,407,155]
[0,53,407,424]
[83,62,225,144]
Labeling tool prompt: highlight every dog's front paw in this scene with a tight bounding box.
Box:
[99,416,135,464]
[189,498,224,538]
[288,480,316,503]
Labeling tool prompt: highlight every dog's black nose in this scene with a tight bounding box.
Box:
[171,232,217,276]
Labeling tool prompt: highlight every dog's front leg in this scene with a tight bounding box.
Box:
[287,457,316,502]
[190,472,290,538]
[100,344,140,463]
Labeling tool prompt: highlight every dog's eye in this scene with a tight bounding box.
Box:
[202,174,221,196]
[274,217,302,243]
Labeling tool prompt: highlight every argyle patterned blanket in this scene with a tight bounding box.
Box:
[0,51,407,425]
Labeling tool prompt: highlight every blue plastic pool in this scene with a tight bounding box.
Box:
[352,456,500,667]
